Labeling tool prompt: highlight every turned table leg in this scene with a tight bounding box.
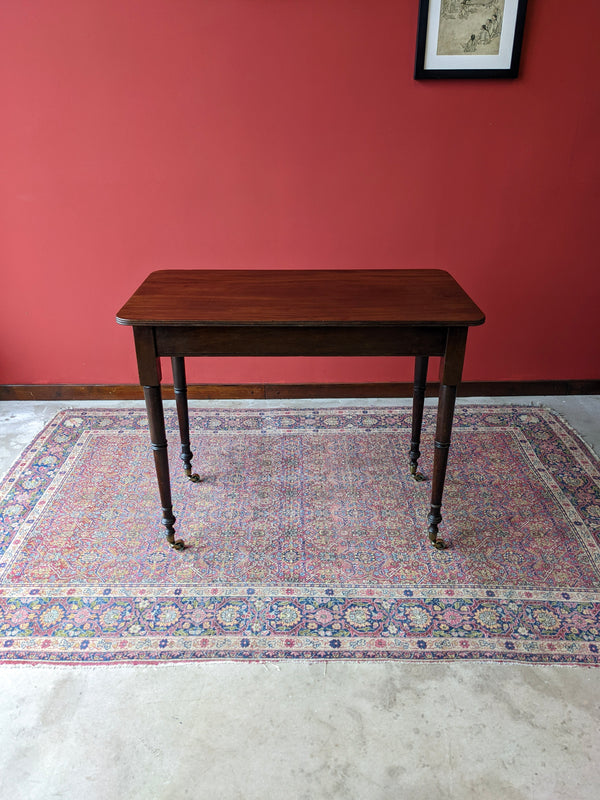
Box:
[409,356,429,481]
[134,327,186,550]
[427,384,457,549]
[142,385,185,550]
[172,356,201,483]
[426,327,467,550]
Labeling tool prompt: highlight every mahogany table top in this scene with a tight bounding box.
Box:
[116,269,485,328]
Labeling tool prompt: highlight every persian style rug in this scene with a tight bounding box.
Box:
[0,406,599,665]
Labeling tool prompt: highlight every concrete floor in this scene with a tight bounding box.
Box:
[0,396,598,800]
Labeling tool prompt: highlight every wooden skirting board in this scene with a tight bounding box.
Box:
[0,381,599,401]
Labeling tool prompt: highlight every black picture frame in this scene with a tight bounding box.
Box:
[414,0,528,79]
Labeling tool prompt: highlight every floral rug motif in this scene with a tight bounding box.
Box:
[0,406,599,665]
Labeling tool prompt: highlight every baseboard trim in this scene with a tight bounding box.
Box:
[1,381,598,401]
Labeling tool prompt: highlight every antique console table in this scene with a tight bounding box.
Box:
[116,269,485,550]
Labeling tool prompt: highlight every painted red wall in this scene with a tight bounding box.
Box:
[1,1,598,386]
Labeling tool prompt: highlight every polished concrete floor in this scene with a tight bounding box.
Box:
[0,396,599,800]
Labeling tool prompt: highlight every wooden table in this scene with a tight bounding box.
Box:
[117,269,485,550]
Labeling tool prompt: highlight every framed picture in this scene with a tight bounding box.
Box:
[414,0,528,79]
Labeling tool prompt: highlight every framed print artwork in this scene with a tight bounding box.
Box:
[414,0,528,79]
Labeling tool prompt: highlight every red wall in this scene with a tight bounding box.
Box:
[1,1,598,386]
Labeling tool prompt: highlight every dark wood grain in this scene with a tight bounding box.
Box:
[116,270,485,327]
[154,325,448,357]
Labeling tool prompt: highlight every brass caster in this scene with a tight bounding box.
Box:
[185,467,202,483]
[410,464,427,482]
[167,530,187,551]
[428,522,448,550]
[170,539,187,551]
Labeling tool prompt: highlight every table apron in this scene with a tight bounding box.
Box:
[153,325,449,358]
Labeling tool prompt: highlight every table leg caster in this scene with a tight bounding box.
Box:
[427,512,449,550]
[163,513,186,550]
[410,464,427,482]
[167,532,187,551]
[185,468,202,483]
[429,533,448,550]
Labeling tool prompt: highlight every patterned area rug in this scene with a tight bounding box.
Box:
[1,406,599,665]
